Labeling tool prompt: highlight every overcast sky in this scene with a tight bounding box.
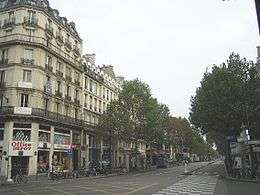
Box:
[49,0,259,118]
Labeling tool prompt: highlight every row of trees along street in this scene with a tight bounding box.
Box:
[190,53,260,154]
[98,79,217,167]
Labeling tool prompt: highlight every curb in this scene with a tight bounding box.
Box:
[223,176,260,184]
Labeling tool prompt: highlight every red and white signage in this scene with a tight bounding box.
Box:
[9,141,34,156]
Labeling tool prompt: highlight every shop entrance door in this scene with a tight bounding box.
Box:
[11,156,29,177]
[73,149,79,170]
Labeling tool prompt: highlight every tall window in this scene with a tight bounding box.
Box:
[46,55,52,66]
[84,77,88,90]
[106,90,109,101]
[75,90,78,100]
[57,81,61,92]
[75,108,78,119]
[28,10,36,21]
[89,79,93,92]
[65,105,69,116]
[56,102,60,113]
[1,49,8,63]
[24,49,33,60]
[66,67,71,77]
[94,98,97,111]
[0,71,5,84]
[20,94,29,107]
[84,94,87,106]
[75,72,79,82]
[66,85,70,96]
[99,100,101,113]
[22,70,32,82]
[103,102,106,112]
[89,96,93,110]
[57,61,63,72]
[8,11,14,20]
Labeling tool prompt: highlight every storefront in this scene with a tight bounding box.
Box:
[10,123,33,176]
[53,129,71,171]
[37,125,51,173]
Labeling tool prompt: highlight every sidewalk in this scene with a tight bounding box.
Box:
[214,178,260,195]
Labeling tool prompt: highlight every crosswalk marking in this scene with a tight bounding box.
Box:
[153,175,218,195]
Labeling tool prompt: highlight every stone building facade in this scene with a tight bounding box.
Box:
[0,0,121,178]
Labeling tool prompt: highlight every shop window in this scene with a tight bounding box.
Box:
[53,151,69,171]
[37,150,49,173]
[54,134,70,146]
[72,133,81,145]
[38,131,50,142]
[13,130,31,141]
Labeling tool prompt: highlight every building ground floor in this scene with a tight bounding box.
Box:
[0,119,175,179]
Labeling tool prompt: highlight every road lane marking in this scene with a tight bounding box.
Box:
[16,188,31,195]
[97,183,135,190]
[78,186,113,194]
[119,183,158,195]
[45,187,75,195]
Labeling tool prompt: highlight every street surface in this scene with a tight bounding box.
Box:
[0,161,224,195]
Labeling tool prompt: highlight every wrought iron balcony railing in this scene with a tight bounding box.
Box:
[23,17,38,28]
[21,58,34,66]
[45,24,54,36]
[3,17,15,29]
[65,39,72,50]
[0,106,97,128]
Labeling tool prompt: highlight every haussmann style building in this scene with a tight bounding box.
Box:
[0,0,123,179]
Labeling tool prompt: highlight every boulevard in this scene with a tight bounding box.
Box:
[0,161,223,195]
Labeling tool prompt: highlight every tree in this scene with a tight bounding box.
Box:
[98,79,170,148]
[190,53,260,153]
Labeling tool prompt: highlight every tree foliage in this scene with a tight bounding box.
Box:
[190,53,260,153]
[98,79,170,148]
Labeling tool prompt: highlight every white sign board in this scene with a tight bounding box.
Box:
[9,141,34,156]
[14,107,32,115]
[18,81,32,89]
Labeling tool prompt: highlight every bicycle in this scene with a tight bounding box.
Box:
[12,168,28,184]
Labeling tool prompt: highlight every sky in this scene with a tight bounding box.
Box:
[49,0,259,118]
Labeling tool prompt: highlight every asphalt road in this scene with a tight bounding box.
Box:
[0,161,213,195]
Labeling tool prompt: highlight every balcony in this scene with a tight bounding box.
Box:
[23,17,38,29]
[56,70,63,77]
[45,24,54,37]
[45,64,53,72]
[56,32,64,45]
[65,95,72,101]
[0,106,97,128]
[3,17,15,30]
[0,82,6,89]
[65,39,72,50]
[65,75,72,82]
[74,99,80,106]
[0,58,8,65]
[73,45,80,56]
[21,58,34,66]
[55,91,63,98]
